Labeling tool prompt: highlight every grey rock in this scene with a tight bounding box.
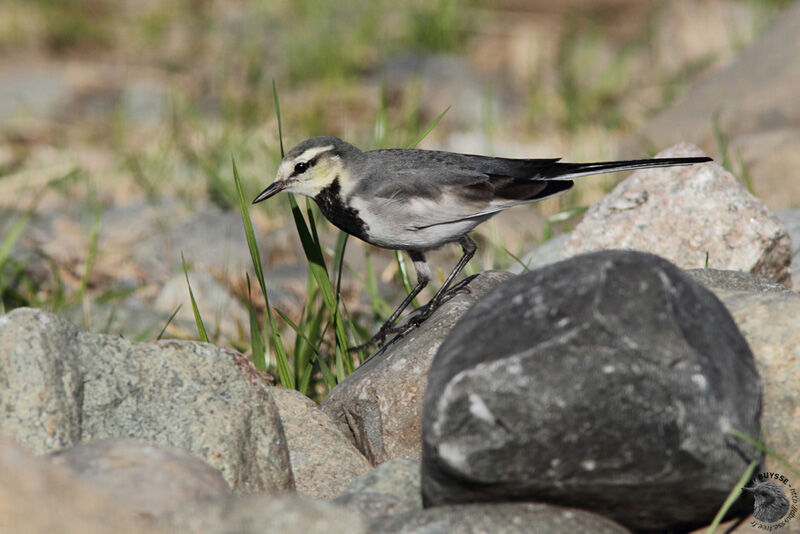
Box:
[376,503,630,534]
[333,458,422,519]
[422,250,762,532]
[0,436,165,533]
[321,271,513,465]
[0,307,293,492]
[777,209,800,252]
[685,268,790,295]
[711,289,800,478]
[777,209,800,288]
[271,386,371,499]
[169,493,367,534]
[563,143,791,286]
[47,438,231,520]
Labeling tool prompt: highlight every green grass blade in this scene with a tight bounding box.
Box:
[233,157,267,294]
[504,247,532,272]
[729,429,800,479]
[232,156,293,388]
[270,82,352,381]
[76,206,101,306]
[306,199,324,251]
[707,460,758,534]
[333,231,349,297]
[156,305,182,341]
[181,252,208,342]
[273,80,285,158]
[0,212,32,267]
[296,297,326,393]
[275,307,335,391]
[408,105,450,148]
[101,306,117,335]
[287,195,353,375]
[246,274,266,372]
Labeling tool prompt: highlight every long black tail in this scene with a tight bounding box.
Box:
[540,156,712,180]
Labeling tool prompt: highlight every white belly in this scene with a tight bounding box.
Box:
[351,196,493,250]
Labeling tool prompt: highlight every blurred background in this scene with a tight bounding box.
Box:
[0,0,797,375]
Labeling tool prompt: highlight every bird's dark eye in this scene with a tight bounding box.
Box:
[294,161,308,175]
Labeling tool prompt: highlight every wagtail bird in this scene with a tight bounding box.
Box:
[253,136,711,348]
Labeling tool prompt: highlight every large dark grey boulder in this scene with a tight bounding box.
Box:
[422,250,762,532]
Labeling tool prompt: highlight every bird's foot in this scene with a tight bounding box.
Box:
[348,316,406,353]
[349,284,472,355]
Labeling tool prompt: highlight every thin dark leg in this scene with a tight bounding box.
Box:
[390,235,478,341]
[422,235,477,316]
[349,250,430,352]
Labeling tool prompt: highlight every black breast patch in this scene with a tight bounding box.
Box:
[314,177,369,242]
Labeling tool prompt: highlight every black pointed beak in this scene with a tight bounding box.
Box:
[252,181,287,204]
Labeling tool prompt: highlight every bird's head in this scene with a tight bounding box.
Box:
[253,136,360,203]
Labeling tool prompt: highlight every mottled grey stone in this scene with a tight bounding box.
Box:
[711,289,800,479]
[169,493,367,534]
[422,250,762,532]
[0,308,293,492]
[0,437,165,533]
[333,458,422,519]
[685,268,790,295]
[563,144,791,286]
[271,386,371,499]
[47,438,231,520]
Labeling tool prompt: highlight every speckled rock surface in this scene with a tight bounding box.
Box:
[272,386,371,499]
[563,143,791,286]
[0,307,293,492]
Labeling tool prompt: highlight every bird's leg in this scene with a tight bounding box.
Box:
[349,251,430,352]
[393,236,477,339]
[423,235,477,315]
